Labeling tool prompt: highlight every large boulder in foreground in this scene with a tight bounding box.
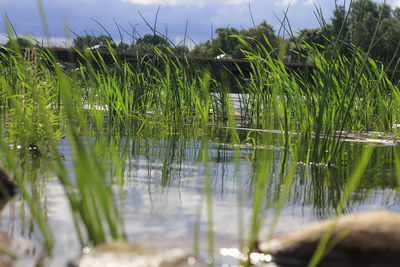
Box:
[70,241,201,267]
[259,211,400,267]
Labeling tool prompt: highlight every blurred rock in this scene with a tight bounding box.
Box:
[0,166,18,200]
[0,166,18,266]
[259,211,400,267]
[69,241,202,267]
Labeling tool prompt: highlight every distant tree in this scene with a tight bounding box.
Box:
[172,45,189,56]
[116,42,130,53]
[240,20,278,50]
[6,37,35,48]
[394,7,400,18]
[190,20,278,59]
[286,28,328,63]
[190,41,213,57]
[212,27,240,56]
[331,0,400,64]
[285,0,400,65]
[347,0,381,51]
[136,34,169,47]
[73,34,115,50]
[190,27,240,58]
[331,5,350,43]
[377,17,400,62]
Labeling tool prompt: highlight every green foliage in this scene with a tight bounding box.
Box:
[5,37,35,48]
[73,34,115,50]
[191,20,278,58]
[136,34,169,47]
[72,33,179,55]
[235,32,399,164]
[286,28,330,63]
[171,45,189,56]
[287,0,400,67]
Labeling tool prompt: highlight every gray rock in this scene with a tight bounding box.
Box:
[69,241,201,267]
[259,211,400,267]
[0,166,18,200]
[0,166,17,266]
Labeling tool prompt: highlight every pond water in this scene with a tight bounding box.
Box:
[1,127,399,266]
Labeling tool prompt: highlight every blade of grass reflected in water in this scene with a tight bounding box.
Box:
[245,134,273,266]
[201,135,214,266]
[0,141,54,252]
[308,145,374,267]
[228,100,246,249]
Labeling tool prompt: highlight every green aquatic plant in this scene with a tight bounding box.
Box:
[232,30,399,165]
[55,68,126,245]
[308,145,374,267]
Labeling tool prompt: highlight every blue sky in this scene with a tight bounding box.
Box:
[0,0,398,47]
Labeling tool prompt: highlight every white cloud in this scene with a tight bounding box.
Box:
[394,0,400,8]
[0,35,8,45]
[274,0,298,6]
[121,0,248,6]
[304,0,314,5]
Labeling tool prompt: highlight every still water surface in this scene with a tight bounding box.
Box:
[1,129,399,266]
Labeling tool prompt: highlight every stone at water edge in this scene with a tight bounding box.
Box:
[259,211,400,266]
[0,166,18,200]
[69,241,202,267]
[0,166,19,266]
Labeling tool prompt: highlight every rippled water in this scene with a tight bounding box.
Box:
[2,129,400,266]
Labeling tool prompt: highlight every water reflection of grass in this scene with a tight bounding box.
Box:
[0,2,400,266]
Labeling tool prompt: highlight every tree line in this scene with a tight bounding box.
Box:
[286,0,400,66]
[188,0,400,67]
[6,0,400,68]
[72,32,188,56]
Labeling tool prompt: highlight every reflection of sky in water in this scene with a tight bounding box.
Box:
[0,137,399,266]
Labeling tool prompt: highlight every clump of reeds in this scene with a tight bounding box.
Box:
[233,30,399,165]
